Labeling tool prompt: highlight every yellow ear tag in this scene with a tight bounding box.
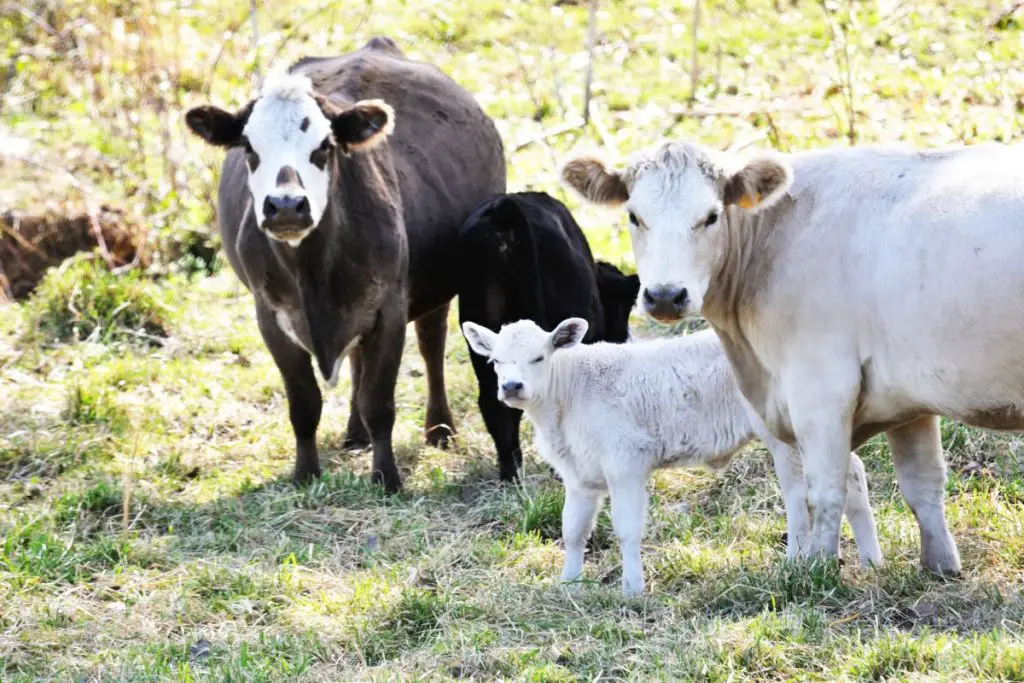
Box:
[738,193,761,210]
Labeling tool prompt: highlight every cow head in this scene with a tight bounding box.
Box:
[186,72,394,246]
[462,318,588,409]
[562,142,792,322]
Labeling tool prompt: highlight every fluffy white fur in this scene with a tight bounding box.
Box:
[463,320,882,596]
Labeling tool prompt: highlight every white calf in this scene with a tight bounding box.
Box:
[462,319,881,596]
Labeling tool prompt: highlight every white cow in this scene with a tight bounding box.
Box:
[462,318,882,596]
[563,141,1024,575]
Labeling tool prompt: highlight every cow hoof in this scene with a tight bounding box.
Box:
[425,424,454,449]
[292,466,322,485]
[371,469,402,495]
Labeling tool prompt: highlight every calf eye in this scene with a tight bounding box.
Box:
[530,355,544,364]
[703,210,720,228]
[242,137,260,171]
[628,211,639,227]
[310,137,331,170]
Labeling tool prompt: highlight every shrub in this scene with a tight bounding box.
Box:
[25,258,171,344]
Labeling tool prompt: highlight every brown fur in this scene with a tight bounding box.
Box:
[723,155,792,209]
[561,157,630,205]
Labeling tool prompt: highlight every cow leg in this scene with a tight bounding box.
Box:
[358,306,406,493]
[416,303,455,449]
[607,474,648,596]
[342,347,370,450]
[560,485,603,587]
[469,350,524,481]
[845,453,883,567]
[255,305,322,482]
[886,415,960,576]
[786,370,859,561]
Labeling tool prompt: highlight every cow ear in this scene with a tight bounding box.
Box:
[462,322,497,358]
[185,104,250,148]
[550,318,589,351]
[331,99,395,152]
[561,157,629,206]
[723,153,793,212]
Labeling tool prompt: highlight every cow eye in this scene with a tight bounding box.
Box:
[702,210,720,228]
[310,137,331,170]
[628,211,639,227]
[530,355,544,364]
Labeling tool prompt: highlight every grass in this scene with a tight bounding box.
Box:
[3,0,1024,680]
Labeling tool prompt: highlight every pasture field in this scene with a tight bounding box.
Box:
[3,0,1024,679]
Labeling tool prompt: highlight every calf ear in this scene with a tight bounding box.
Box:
[561,157,629,206]
[723,153,793,212]
[462,322,497,358]
[550,318,589,351]
[332,99,395,152]
[185,104,250,148]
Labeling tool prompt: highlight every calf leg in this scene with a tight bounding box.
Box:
[255,305,322,482]
[470,351,524,481]
[560,486,603,586]
[416,303,455,448]
[607,475,648,596]
[758,430,812,559]
[845,453,883,567]
[357,307,407,493]
[342,347,370,450]
[886,415,960,576]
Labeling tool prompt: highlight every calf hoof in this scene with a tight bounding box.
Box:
[425,423,454,449]
[371,468,403,495]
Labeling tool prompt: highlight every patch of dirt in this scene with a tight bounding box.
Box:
[1,208,142,301]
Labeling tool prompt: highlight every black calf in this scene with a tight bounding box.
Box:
[458,191,640,481]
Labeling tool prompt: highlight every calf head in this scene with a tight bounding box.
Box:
[595,261,640,343]
[562,143,792,322]
[186,72,394,246]
[462,318,588,408]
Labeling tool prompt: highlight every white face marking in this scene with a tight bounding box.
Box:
[326,335,361,389]
[627,163,722,317]
[243,74,333,242]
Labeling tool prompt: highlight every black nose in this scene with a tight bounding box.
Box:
[501,381,524,395]
[642,285,688,322]
[263,195,311,222]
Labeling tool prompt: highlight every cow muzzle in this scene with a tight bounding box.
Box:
[262,193,314,242]
[642,285,688,322]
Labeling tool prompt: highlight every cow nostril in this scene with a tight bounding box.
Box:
[296,196,310,216]
[642,289,656,305]
[263,197,277,218]
[673,288,688,306]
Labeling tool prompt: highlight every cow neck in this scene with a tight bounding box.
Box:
[701,206,781,417]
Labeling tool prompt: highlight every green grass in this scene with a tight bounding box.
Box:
[3,0,1024,679]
